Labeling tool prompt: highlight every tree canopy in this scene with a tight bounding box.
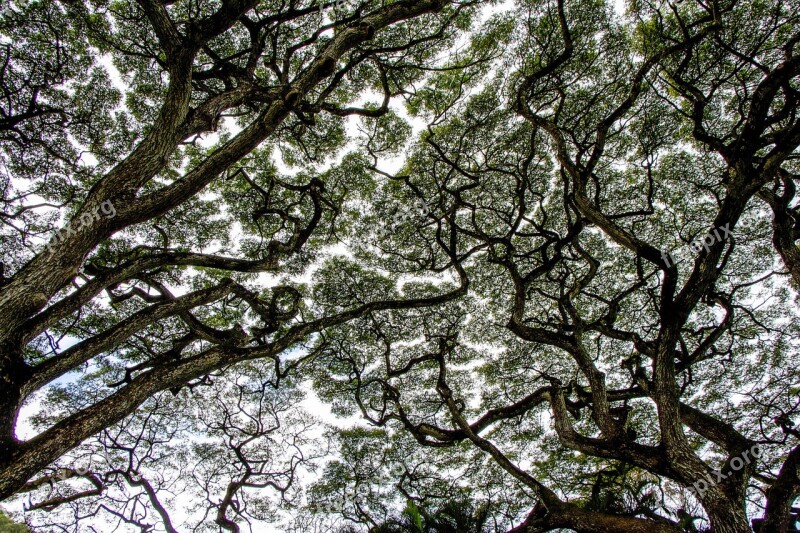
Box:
[1,0,799,532]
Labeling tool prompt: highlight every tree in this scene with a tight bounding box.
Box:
[0,0,474,528]
[304,0,800,532]
[2,0,800,532]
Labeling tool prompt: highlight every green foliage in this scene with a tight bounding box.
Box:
[368,498,491,533]
[0,511,28,533]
